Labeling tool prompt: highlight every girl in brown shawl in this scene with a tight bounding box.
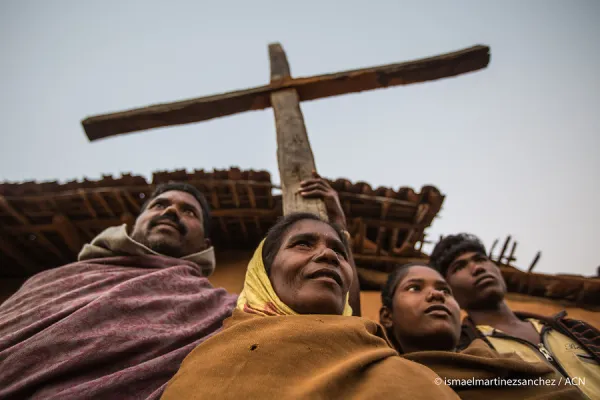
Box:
[162,213,458,400]
[379,263,586,399]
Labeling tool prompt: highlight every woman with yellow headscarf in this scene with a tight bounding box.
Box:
[162,212,458,400]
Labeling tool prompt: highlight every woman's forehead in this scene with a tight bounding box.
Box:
[284,219,339,239]
[401,266,445,284]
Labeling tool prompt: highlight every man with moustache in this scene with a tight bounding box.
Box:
[0,182,237,400]
[429,233,600,399]
[0,176,356,400]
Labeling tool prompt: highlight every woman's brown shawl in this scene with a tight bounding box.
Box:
[162,309,459,400]
[404,339,585,399]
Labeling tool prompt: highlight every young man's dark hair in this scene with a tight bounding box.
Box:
[142,182,211,235]
[429,233,486,278]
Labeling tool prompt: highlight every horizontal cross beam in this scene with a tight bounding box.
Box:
[82,45,490,141]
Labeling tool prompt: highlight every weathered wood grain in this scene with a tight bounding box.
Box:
[269,43,328,219]
[82,45,490,141]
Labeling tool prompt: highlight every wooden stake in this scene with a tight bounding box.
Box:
[497,235,511,263]
[507,240,518,265]
[489,239,499,258]
[528,252,541,273]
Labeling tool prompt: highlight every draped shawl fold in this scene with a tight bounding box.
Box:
[162,241,456,399]
[405,339,585,400]
[0,225,237,399]
[162,310,459,399]
[162,240,584,400]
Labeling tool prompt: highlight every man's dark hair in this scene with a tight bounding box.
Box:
[141,182,211,235]
[429,233,487,278]
[381,262,431,309]
[262,212,349,275]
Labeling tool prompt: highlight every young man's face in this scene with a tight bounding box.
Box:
[445,251,507,310]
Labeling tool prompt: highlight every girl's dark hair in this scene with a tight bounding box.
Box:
[261,212,349,275]
[141,182,211,235]
[380,262,433,309]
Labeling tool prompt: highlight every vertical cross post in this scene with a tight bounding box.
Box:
[269,43,328,220]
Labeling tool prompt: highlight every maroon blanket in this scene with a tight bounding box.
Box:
[0,255,237,399]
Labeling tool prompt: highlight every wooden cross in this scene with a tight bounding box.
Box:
[82,43,490,219]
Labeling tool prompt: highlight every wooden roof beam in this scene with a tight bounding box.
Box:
[3,224,55,233]
[354,254,429,265]
[93,192,116,217]
[230,182,241,208]
[53,214,84,255]
[379,197,391,220]
[78,190,98,219]
[389,228,400,253]
[246,185,262,235]
[212,208,277,218]
[122,191,141,213]
[0,231,40,276]
[338,192,417,208]
[0,195,65,261]
[361,218,416,230]
[403,202,430,246]
[1,180,274,203]
[113,190,129,214]
[375,227,386,256]
[247,184,257,209]
[3,208,280,235]
[0,196,30,225]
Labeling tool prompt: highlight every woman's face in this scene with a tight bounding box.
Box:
[269,219,353,315]
[383,266,461,351]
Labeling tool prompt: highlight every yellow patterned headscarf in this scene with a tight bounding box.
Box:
[237,240,353,316]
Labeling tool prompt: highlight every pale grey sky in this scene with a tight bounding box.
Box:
[1,1,598,276]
